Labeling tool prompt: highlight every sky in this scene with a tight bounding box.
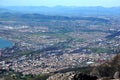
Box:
[0,0,120,7]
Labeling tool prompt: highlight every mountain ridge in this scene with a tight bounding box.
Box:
[0,6,120,16]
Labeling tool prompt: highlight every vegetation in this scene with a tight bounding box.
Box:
[0,69,49,80]
[90,48,113,54]
[91,54,120,78]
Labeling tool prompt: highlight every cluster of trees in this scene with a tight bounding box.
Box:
[0,69,49,80]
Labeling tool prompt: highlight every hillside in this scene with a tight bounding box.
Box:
[47,54,120,80]
[1,53,120,80]
[91,54,120,78]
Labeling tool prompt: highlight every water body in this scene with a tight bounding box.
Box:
[0,38,13,49]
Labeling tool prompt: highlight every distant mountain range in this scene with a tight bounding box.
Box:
[0,6,120,16]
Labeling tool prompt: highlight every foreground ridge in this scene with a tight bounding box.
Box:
[47,54,120,80]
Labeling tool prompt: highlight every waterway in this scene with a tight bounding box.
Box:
[0,38,14,49]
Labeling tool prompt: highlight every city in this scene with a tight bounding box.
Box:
[0,14,120,76]
[0,4,120,80]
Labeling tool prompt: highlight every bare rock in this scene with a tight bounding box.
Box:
[114,71,120,79]
[47,72,75,80]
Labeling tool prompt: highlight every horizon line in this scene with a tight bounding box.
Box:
[0,5,120,8]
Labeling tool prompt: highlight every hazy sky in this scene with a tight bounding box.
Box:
[1,0,120,7]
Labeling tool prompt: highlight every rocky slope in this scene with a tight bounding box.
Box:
[91,54,120,78]
[47,72,98,80]
[47,54,120,80]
